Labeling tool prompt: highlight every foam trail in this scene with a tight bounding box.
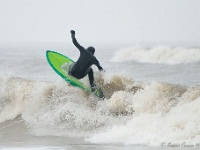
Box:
[111,46,200,65]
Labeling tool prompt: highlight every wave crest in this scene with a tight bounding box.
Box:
[111,46,200,65]
[1,75,200,145]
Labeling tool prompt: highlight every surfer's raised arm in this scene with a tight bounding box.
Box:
[71,30,84,51]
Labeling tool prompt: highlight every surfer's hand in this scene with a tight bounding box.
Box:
[71,30,75,35]
[98,66,105,72]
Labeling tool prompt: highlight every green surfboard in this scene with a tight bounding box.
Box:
[46,50,104,98]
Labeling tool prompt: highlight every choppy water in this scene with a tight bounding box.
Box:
[0,43,200,149]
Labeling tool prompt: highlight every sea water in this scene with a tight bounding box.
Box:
[0,43,200,150]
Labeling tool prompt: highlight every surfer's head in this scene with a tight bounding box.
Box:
[87,46,95,55]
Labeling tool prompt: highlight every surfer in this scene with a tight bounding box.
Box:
[69,30,104,91]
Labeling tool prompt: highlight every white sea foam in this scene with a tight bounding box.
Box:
[87,83,200,146]
[1,74,200,146]
[111,46,200,65]
[1,46,200,146]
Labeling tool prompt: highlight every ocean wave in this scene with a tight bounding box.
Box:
[87,83,200,146]
[0,75,200,145]
[111,46,200,65]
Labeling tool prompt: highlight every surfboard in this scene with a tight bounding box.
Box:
[46,50,104,98]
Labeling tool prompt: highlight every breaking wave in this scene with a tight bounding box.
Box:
[111,46,200,65]
[0,74,200,146]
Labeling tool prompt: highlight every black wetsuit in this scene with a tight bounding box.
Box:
[69,31,103,89]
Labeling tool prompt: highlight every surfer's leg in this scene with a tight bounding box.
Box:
[88,68,96,91]
[69,63,86,79]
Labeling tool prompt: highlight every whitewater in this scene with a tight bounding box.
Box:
[0,43,200,149]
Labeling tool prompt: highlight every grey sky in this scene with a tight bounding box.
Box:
[1,0,200,46]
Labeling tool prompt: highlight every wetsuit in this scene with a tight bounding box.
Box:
[69,30,103,90]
